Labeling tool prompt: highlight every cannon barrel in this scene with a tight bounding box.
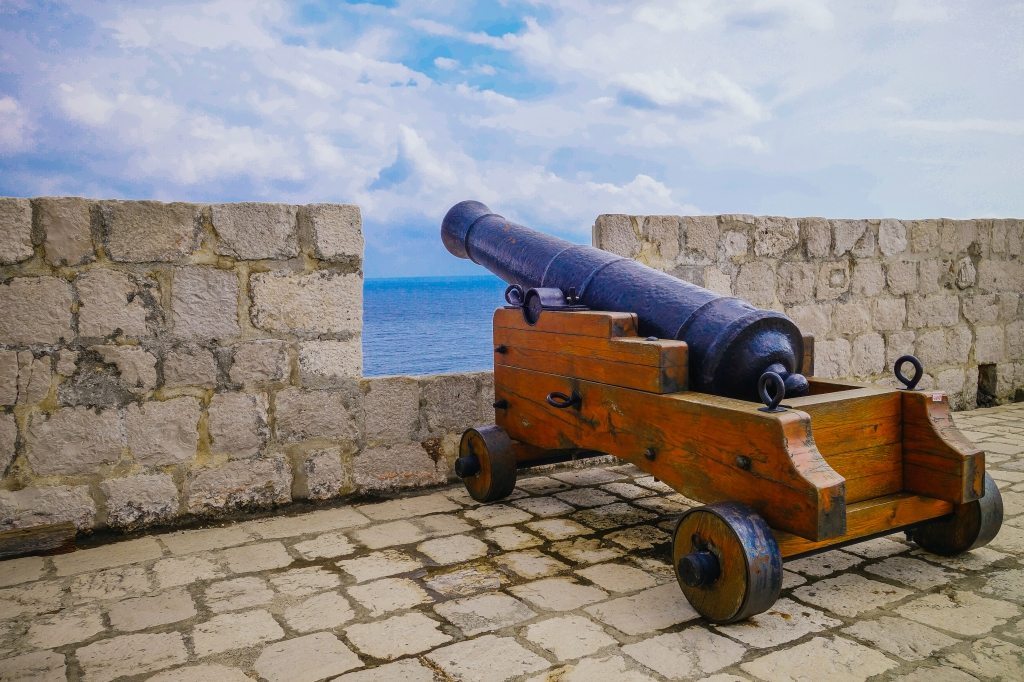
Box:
[442,200,808,401]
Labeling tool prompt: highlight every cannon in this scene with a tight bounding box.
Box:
[443,201,1003,623]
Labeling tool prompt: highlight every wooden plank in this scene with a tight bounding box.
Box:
[494,308,638,338]
[802,334,815,376]
[494,364,846,540]
[496,344,687,393]
[775,493,953,558]
[902,391,983,504]
[826,443,903,503]
[495,326,687,367]
[0,523,77,559]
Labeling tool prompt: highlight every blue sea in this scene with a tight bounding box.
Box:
[363,275,508,376]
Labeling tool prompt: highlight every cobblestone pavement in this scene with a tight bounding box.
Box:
[1,403,1022,682]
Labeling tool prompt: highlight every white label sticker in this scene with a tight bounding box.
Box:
[931,392,943,402]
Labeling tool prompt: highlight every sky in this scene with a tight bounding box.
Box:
[0,1,1022,278]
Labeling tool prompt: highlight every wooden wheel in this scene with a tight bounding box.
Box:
[672,502,782,624]
[909,473,1003,556]
[454,425,517,503]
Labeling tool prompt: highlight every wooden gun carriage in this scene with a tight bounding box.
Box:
[443,201,1004,623]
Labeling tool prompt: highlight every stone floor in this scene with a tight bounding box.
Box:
[1,403,1023,682]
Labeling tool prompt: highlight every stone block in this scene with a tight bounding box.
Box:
[975,325,1005,363]
[907,219,939,253]
[298,448,350,500]
[211,202,299,260]
[275,387,360,442]
[753,216,799,257]
[477,372,495,423]
[163,345,219,388]
[785,304,831,340]
[363,376,419,443]
[0,197,34,264]
[977,260,1023,293]
[702,266,732,295]
[918,258,951,294]
[298,339,361,388]
[187,456,292,515]
[799,217,831,258]
[125,397,201,466]
[962,294,1000,325]
[851,333,885,376]
[101,200,200,262]
[776,263,815,305]
[851,260,885,296]
[300,204,364,262]
[171,267,240,339]
[637,215,680,267]
[886,330,916,367]
[872,298,907,331]
[0,412,15,475]
[25,406,121,475]
[721,230,748,258]
[936,368,967,408]
[101,474,179,529]
[1007,320,1024,360]
[681,215,719,260]
[816,261,849,300]
[419,374,479,438]
[906,294,959,329]
[832,302,871,336]
[816,339,852,378]
[77,270,158,339]
[89,345,158,392]
[230,339,290,385]
[250,270,361,335]
[592,215,639,257]
[15,351,51,405]
[955,257,977,289]
[354,442,447,492]
[208,392,269,459]
[878,219,908,256]
[885,259,918,296]
[832,219,870,256]
[0,484,96,529]
[734,262,776,307]
[38,197,95,266]
[914,329,948,367]
[946,326,972,363]
[0,276,74,345]
[0,350,16,405]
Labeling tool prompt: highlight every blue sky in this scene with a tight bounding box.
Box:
[1,0,1022,277]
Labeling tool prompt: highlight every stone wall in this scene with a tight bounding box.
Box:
[0,197,493,536]
[594,214,1024,407]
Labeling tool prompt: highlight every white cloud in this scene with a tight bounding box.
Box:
[0,96,31,153]
[893,0,950,23]
[434,57,459,70]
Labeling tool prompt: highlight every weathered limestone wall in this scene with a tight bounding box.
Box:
[594,214,1024,407]
[0,197,493,535]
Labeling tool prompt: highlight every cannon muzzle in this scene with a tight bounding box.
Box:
[442,201,808,401]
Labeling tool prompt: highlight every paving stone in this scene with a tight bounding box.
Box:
[417,513,473,538]
[785,549,863,577]
[353,520,426,549]
[268,566,340,597]
[843,536,909,558]
[511,496,575,517]
[337,550,421,582]
[107,588,196,631]
[292,532,357,560]
[160,525,253,555]
[605,525,671,550]
[551,538,625,564]
[551,468,626,485]
[426,634,550,682]
[843,615,960,661]
[980,567,1024,603]
[911,545,1009,571]
[0,650,66,682]
[572,502,658,530]
[624,628,746,679]
[283,591,355,632]
[577,562,659,593]
[255,632,362,682]
[434,592,536,635]
[334,659,436,682]
[485,526,542,551]
[714,597,840,648]
[524,614,617,660]
[204,577,275,613]
[418,534,489,564]
[600,482,655,499]
[740,635,897,682]
[494,549,570,579]
[526,518,593,540]
[221,541,293,574]
[633,495,693,515]
[25,606,105,649]
[510,577,608,611]
[528,655,657,682]
[555,488,620,508]
[68,565,154,604]
[153,555,225,589]
[516,475,571,494]
[346,612,452,659]
[465,503,533,528]
[191,609,284,656]
[0,580,64,619]
[783,570,808,589]
[633,475,674,493]
[422,564,507,597]
[793,573,912,617]
[585,583,699,636]
[0,556,45,588]
[345,577,431,617]
[76,632,189,682]
[864,555,961,589]
[244,506,368,539]
[148,664,252,682]
[897,590,1020,636]
[358,494,459,521]
[940,636,1024,679]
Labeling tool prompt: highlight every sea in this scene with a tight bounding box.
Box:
[363,275,508,376]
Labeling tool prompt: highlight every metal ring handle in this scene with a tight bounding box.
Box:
[546,390,581,409]
[894,354,923,390]
[757,372,786,412]
[504,284,525,307]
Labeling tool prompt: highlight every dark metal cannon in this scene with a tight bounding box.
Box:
[441,200,809,401]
